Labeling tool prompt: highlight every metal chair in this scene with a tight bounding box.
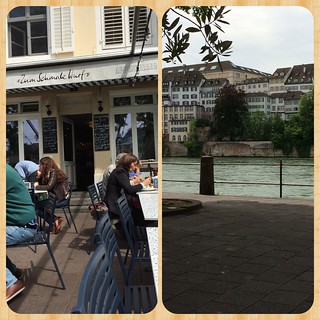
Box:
[7,193,66,289]
[55,182,78,233]
[72,240,156,313]
[96,212,157,312]
[88,183,100,203]
[94,211,127,280]
[87,184,107,253]
[71,244,125,314]
[116,194,151,284]
[96,181,104,202]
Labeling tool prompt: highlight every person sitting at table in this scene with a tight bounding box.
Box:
[34,157,70,234]
[105,152,151,227]
[14,160,39,182]
[101,152,126,202]
[6,164,38,302]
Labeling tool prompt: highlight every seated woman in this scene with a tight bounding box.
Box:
[34,157,70,234]
[105,153,151,226]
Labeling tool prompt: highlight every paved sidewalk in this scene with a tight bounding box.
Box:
[163,193,314,314]
[6,191,154,314]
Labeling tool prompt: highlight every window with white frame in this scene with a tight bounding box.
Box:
[6,101,41,166]
[110,91,158,160]
[8,7,48,57]
[102,6,153,50]
[7,6,74,58]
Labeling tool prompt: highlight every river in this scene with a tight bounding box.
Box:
[162,157,314,199]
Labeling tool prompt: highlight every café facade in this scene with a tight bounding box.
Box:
[6,6,158,190]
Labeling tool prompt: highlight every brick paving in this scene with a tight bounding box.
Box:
[163,193,314,314]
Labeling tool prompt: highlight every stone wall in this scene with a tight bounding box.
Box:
[205,141,288,157]
[163,142,188,157]
[164,141,314,157]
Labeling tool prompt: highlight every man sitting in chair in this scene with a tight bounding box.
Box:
[6,164,38,302]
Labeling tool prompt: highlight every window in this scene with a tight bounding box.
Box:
[113,96,131,106]
[6,101,40,165]
[102,6,152,49]
[135,94,153,105]
[8,6,74,58]
[8,6,48,57]
[21,102,39,113]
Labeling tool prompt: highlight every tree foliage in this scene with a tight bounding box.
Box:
[184,118,203,156]
[271,88,314,157]
[162,6,232,66]
[213,84,248,140]
[243,111,272,141]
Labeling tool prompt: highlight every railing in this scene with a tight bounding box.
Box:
[163,157,313,198]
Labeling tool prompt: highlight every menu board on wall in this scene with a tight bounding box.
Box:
[42,117,58,153]
[94,114,110,151]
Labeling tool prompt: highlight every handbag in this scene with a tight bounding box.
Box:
[88,201,108,220]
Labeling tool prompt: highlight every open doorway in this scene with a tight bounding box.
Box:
[64,114,94,190]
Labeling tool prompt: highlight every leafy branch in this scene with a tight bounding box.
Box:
[162,6,233,67]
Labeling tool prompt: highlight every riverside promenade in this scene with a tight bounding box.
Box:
[163,192,314,314]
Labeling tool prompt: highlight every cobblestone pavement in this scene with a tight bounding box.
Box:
[163,193,314,314]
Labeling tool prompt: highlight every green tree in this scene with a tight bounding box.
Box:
[243,111,272,140]
[271,88,314,157]
[184,118,203,156]
[162,6,232,66]
[213,84,248,140]
[298,86,314,147]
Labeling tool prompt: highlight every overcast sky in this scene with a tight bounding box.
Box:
[163,6,314,74]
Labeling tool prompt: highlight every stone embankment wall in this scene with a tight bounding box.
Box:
[205,141,293,157]
[164,141,314,157]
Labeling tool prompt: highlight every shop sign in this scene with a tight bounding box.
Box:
[7,56,158,90]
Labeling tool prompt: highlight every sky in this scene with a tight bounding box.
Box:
[163,6,314,74]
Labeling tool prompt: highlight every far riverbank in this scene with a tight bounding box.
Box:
[163,141,314,158]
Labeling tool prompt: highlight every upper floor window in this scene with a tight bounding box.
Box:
[8,6,48,57]
[102,6,153,50]
[8,6,74,59]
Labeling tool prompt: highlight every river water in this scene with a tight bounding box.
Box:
[162,157,314,199]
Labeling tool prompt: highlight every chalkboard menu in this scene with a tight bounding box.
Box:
[42,117,58,153]
[94,114,110,151]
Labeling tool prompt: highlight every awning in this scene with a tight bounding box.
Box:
[6,75,157,94]
[6,54,158,94]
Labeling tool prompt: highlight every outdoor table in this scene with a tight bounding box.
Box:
[32,189,49,208]
[146,226,158,297]
[136,189,158,221]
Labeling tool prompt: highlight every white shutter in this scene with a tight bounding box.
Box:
[103,6,124,47]
[50,6,74,53]
[128,7,149,44]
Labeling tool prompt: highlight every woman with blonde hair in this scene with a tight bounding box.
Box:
[34,157,69,234]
